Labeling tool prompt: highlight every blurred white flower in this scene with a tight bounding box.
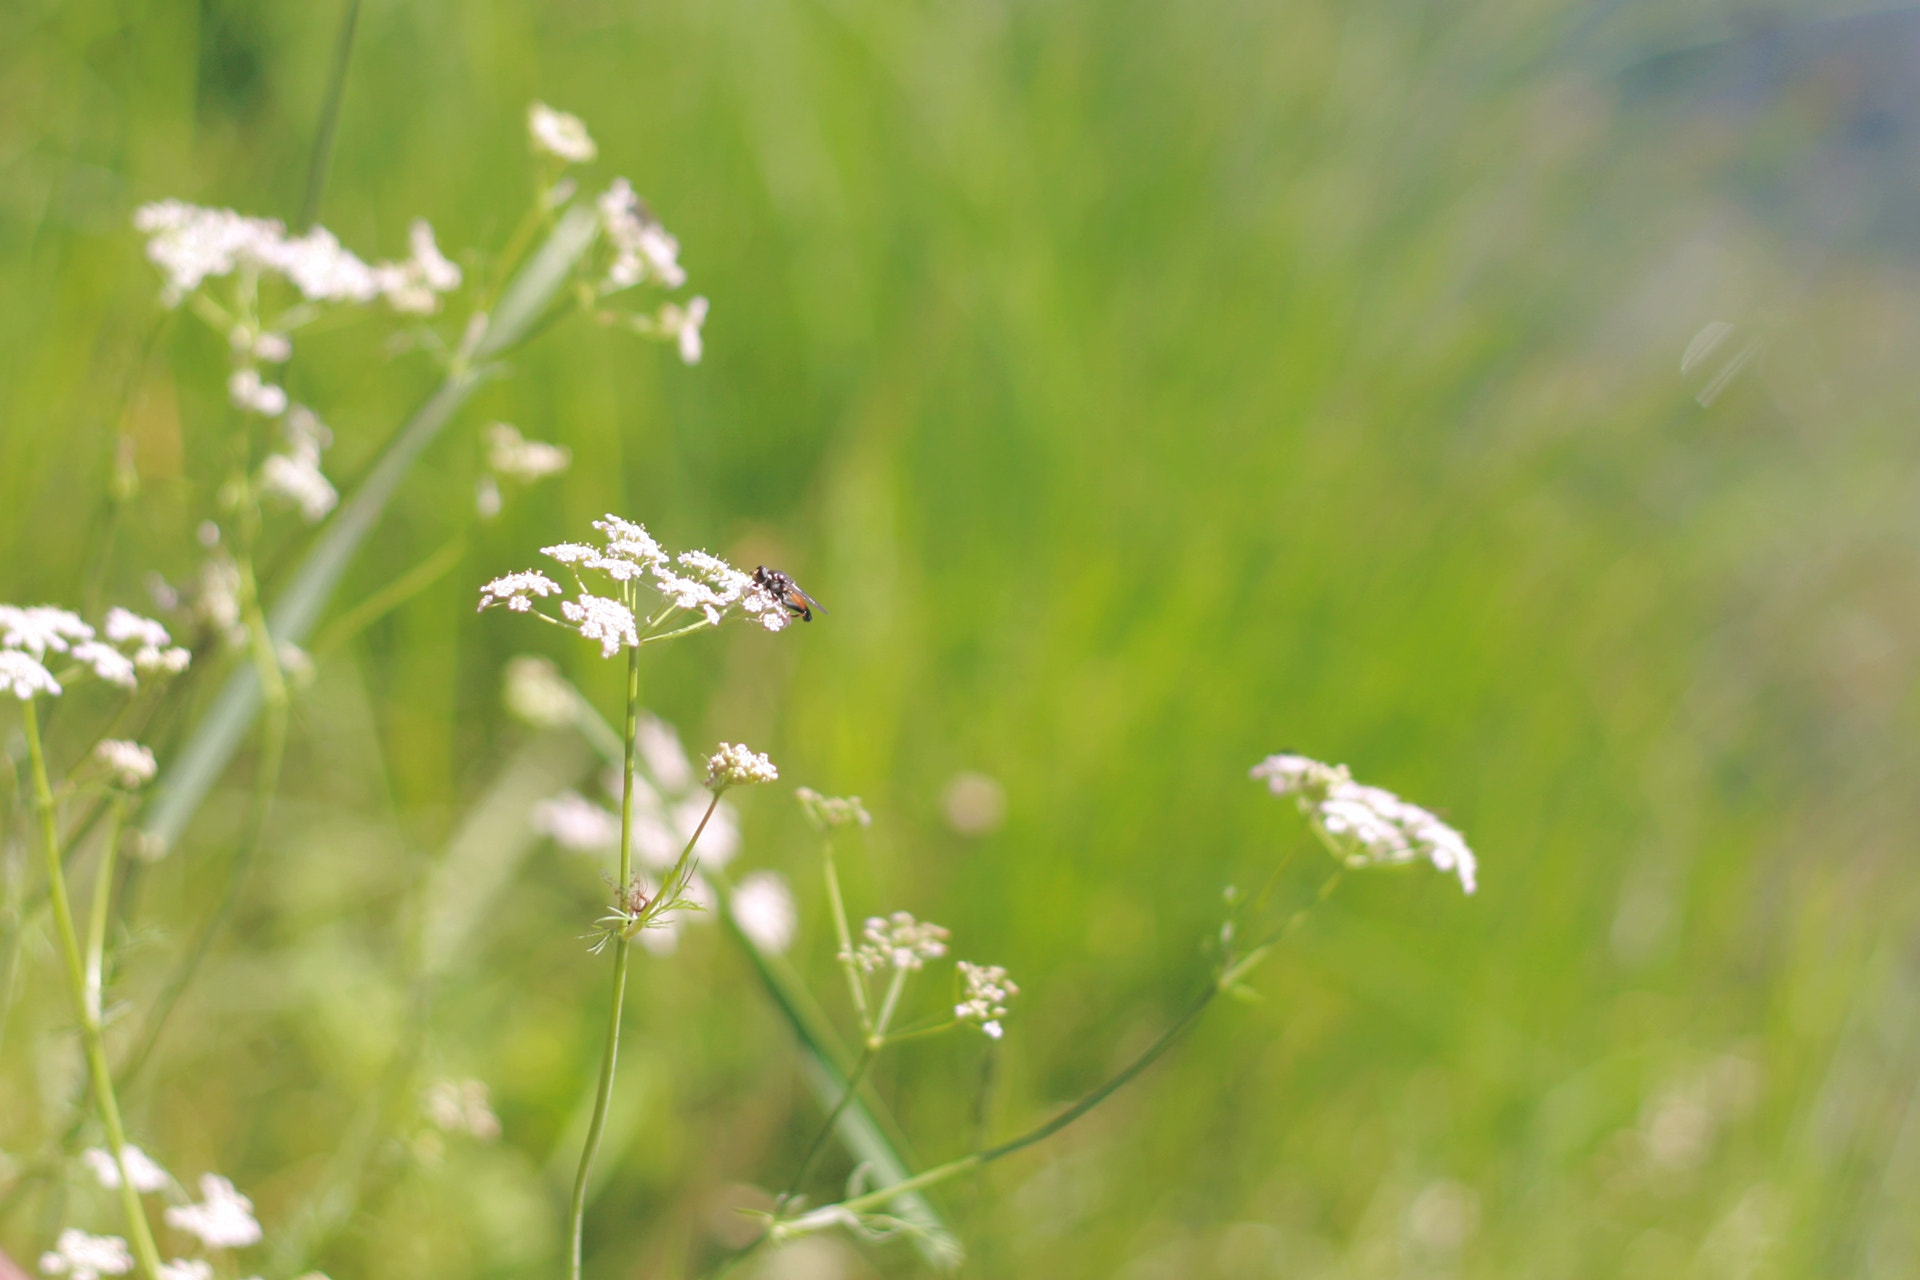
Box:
[94,740,157,789]
[954,961,1019,1039]
[70,641,137,689]
[662,296,708,365]
[475,475,502,520]
[637,716,693,791]
[103,607,169,650]
[1,605,93,657]
[422,1078,501,1141]
[502,655,576,728]
[850,912,949,974]
[39,1229,131,1280]
[227,368,288,417]
[374,220,463,313]
[597,179,687,290]
[732,872,797,954]
[81,1144,168,1193]
[795,788,872,830]
[157,1261,211,1280]
[1251,752,1477,894]
[0,651,61,700]
[259,451,337,523]
[532,791,620,852]
[485,423,571,483]
[941,772,1005,837]
[164,1174,262,1249]
[705,742,778,790]
[248,331,292,363]
[528,102,597,164]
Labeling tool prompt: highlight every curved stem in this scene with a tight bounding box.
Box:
[24,705,163,1280]
[780,1043,877,1209]
[566,636,642,1280]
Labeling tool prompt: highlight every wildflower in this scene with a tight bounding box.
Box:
[260,224,381,303]
[164,1173,262,1250]
[39,1229,132,1280]
[104,607,169,650]
[1251,753,1477,894]
[795,788,872,830]
[954,962,1019,1039]
[158,1262,211,1280]
[82,1144,169,1192]
[732,871,797,954]
[598,179,687,290]
[70,642,137,690]
[592,514,667,569]
[559,593,639,658]
[246,331,293,363]
[94,741,158,789]
[529,102,598,164]
[227,368,288,417]
[532,791,620,851]
[1,605,93,657]
[374,220,463,314]
[850,911,949,973]
[0,651,61,700]
[637,716,693,791]
[502,655,576,728]
[476,475,503,519]
[659,296,708,364]
[422,1078,502,1141]
[486,423,571,482]
[196,559,243,636]
[705,742,778,791]
[477,570,564,613]
[258,452,337,523]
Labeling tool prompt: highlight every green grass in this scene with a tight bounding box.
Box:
[5,0,1920,1276]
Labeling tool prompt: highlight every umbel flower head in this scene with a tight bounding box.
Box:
[1251,752,1477,894]
[954,961,1019,1039]
[39,1229,131,1280]
[478,515,795,657]
[795,787,873,831]
[163,1173,262,1250]
[705,742,778,791]
[1,604,190,699]
[849,911,950,974]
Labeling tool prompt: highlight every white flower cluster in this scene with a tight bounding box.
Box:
[531,790,621,851]
[1250,753,1477,895]
[82,1145,168,1193]
[849,912,950,974]
[597,178,687,291]
[164,1174,263,1250]
[954,961,1019,1039]
[39,1229,131,1280]
[731,871,798,954]
[529,102,597,165]
[485,422,571,483]
[422,1078,502,1141]
[1,604,190,699]
[705,742,779,790]
[795,787,873,830]
[478,515,793,656]
[134,201,462,314]
[257,406,337,524]
[94,740,158,789]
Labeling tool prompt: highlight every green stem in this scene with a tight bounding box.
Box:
[23,705,163,1280]
[871,965,910,1042]
[566,635,642,1280]
[781,1043,877,1207]
[821,839,870,1034]
[299,0,363,230]
[84,804,125,1025]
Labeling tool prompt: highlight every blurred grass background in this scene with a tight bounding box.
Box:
[5,0,1920,1276]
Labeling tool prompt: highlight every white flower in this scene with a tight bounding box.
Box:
[486,423,571,482]
[637,716,693,791]
[531,791,620,851]
[158,1261,211,1280]
[661,296,708,364]
[261,224,380,303]
[104,607,170,650]
[164,1174,262,1249]
[259,450,338,523]
[94,740,158,789]
[82,1144,169,1192]
[1,651,62,700]
[422,1078,501,1141]
[476,475,502,520]
[591,514,667,569]
[1,605,94,657]
[1251,753,1477,895]
[597,179,687,290]
[502,655,576,728]
[849,911,949,973]
[374,220,463,313]
[528,102,597,164]
[477,570,563,613]
[250,331,292,362]
[795,788,872,830]
[197,560,243,634]
[133,201,286,305]
[732,871,797,954]
[70,642,137,689]
[39,1229,132,1280]
[955,961,1019,1038]
[705,742,778,790]
[560,593,638,658]
[227,368,288,417]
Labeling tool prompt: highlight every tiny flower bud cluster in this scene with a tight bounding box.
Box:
[486,423,572,483]
[258,407,338,524]
[39,1229,131,1280]
[422,1078,502,1141]
[1,604,190,699]
[94,740,158,789]
[954,961,1019,1039]
[81,1145,169,1194]
[529,102,597,164]
[1251,752,1477,894]
[706,742,779,790]
[795,787,873,830]
[49,1151,287,1280]
[849,912,950,973]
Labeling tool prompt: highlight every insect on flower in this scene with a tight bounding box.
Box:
[752,566,826,622]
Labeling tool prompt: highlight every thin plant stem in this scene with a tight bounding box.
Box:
[871,965,910,1042]
[820,839,870,1034]
[84,803,125,1025]
[780,1043,877,1209]
[299,0,363,229]
[566,633,642,1280]
[23,704,163,1280]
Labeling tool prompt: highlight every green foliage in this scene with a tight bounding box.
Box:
[5,0,1919,1276]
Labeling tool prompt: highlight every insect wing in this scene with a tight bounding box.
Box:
[785,580,826,618]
